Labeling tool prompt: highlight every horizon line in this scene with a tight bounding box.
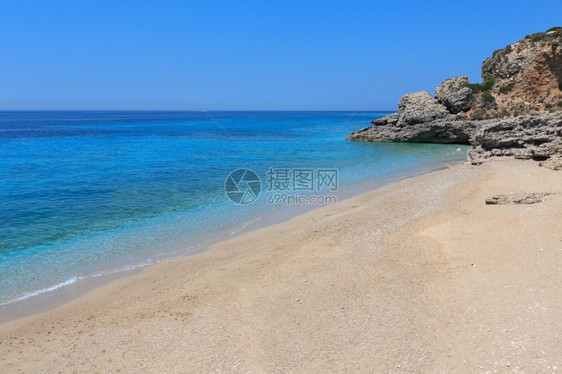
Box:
[0,109,396,113]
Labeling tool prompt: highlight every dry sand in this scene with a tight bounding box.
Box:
[1,159,561,373]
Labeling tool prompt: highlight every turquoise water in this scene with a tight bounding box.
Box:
[0,111,467,305]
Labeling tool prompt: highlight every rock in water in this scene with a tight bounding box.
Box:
[370,114,399,127]
[348,117,477,144]
[347,91,476,144]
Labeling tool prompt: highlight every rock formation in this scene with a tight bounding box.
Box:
[396,91,450,126]
[348,27,562,164]
[468,112,562,163]
[348,90,476,144]
[481,29,562,116]
[435,75,475,114]
[539,154,562,170]
[485,192,553,205]
[349,117,477,144]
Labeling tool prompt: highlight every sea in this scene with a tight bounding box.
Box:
[0,111,468,308]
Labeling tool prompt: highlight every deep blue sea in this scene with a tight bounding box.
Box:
[0,111,467,306]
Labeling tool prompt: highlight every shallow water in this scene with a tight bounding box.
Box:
[0,111,468,305]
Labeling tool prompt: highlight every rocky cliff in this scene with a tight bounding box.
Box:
[348,90,477,144]
[349,27,562,164]
[480,29,562,117]
[468,112,562,163]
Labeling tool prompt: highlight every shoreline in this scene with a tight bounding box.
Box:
[2,158,561,372]
[0,157,463,324]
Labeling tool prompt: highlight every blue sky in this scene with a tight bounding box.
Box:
[1,1,561,111]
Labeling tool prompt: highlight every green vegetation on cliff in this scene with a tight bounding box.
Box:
[464,74,497,93]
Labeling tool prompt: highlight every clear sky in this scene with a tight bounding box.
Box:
[1,0,561,111]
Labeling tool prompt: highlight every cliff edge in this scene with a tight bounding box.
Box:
[349,27,562,164]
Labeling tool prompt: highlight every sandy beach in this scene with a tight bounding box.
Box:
[1,159,561,373]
